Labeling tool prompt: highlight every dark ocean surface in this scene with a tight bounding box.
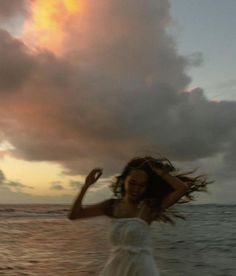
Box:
[0,204,235,275]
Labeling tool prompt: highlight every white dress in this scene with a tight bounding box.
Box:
[100,217,160,276]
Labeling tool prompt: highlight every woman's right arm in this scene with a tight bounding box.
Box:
[68,168,111,220]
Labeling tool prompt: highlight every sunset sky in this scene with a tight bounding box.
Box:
[0,0,235,204]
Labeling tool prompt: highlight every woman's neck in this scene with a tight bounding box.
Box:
[121,195,141,206]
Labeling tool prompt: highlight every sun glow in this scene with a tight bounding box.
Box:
[22,0,82,54]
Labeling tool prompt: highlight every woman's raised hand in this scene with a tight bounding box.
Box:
[148,161,172,177]
[85,168,103,187]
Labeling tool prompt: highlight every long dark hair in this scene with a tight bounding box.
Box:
[110,156,212,225]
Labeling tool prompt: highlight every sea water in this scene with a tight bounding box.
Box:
[0,204,235,275]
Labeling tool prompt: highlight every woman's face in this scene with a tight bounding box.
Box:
[124,169,149,202]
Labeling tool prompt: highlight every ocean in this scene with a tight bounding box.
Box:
[0,204,235,276]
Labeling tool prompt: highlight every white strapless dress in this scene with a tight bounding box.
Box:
[100,217,160,276]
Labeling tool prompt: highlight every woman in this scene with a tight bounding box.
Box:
[68,156,210,275]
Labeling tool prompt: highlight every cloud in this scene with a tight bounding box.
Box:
[0,0,28,35]
[50,181,65,191]
[68,177,112,191]
[69,180,83,190]
[0,169,111,204]
[0,169,33,191]
[0,30,36,92]
[0,169,6,183]
[0,0,27,20]
[0,187,74,204]
[0,0,235,204]
[6,180,33,189]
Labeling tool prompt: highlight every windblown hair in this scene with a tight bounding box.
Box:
[110,156,212,225]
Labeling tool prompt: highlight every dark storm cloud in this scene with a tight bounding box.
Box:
[0,0,235,200]
[0,30,36,92]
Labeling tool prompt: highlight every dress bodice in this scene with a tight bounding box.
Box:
[110,217,153,255]
[100,217,160,276]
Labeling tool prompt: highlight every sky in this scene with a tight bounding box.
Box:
[0,0,235,204]
[169,0,236,102]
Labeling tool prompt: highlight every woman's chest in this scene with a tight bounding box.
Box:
[112,200,154,224]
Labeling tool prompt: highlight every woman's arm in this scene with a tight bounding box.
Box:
[68,168,110,220]
[156,169,188,210]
